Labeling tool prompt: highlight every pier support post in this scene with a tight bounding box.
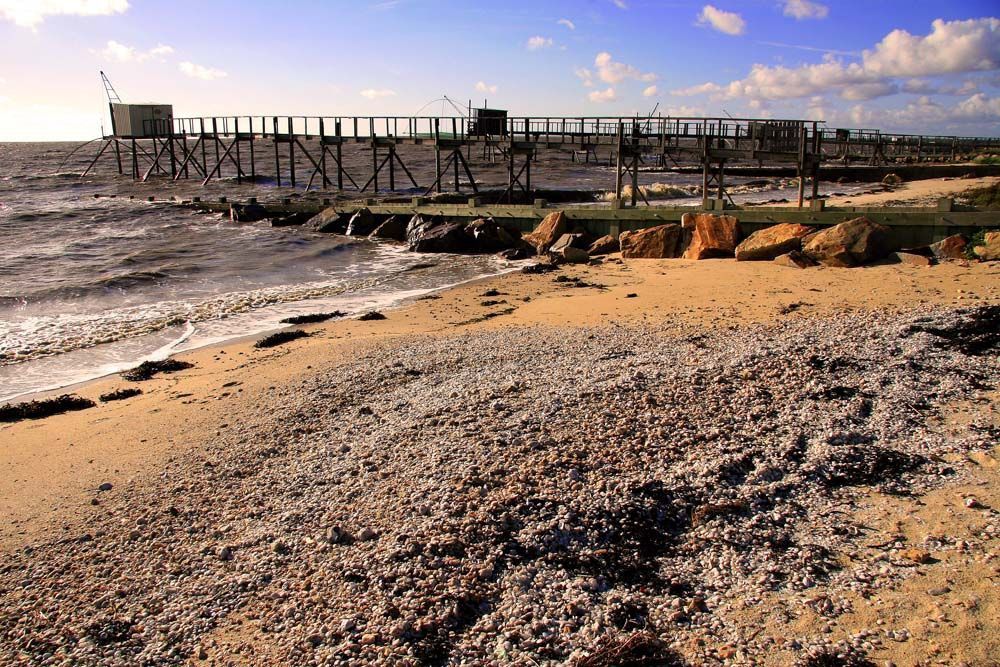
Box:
[614,122,624,207]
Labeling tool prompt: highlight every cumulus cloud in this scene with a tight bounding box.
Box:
[643,85,658,97]
[670,81,722,96]
[782,0,828,20]
[588,87,617,103]
[359,88,396,99]
[0,0,129,28]
[575,67,594,87]
[179,61,228,81]
[475,81,498,94]
[557,18,575,30]
[697,5,746,36]
[680,18,1000,104]
[99,40,173,63]
[610,0,627,8]
[526,35,553,50]
[593,52,656,84]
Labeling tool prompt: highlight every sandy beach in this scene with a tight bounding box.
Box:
[2,253,998,665]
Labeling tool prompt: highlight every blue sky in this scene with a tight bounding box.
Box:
[1,0,998,140]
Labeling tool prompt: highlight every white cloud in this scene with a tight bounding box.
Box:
[671,81,722,96]
[610,0,627,8]
[594,52,656,84]
[697,5,746,36]
[179,61,228,81]
[642,85,658,97]
[782,0,828,20]
[359,88,396,99]
[588,87,617,103]
[526,35,553,50]
[99,40,173,63]
[0,0,129,28]
[692,18,1000,104]
[475,81,498,94]
[557,18,575,30]
[575,67,594,87]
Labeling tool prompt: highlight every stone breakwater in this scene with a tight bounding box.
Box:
[1,306,997,665]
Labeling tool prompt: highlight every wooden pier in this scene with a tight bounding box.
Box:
[82,114,1000,209]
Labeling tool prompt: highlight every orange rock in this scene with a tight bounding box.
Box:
[930,234,968,260]
[619,224,682,259]
[974,231,1000,261]
[735,223,814,261]
[802,217,894,267]
[893,251,934,267]
[683,214,740,260]
[522,211,567,255]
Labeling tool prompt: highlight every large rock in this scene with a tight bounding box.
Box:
[735,223,813,261]
[230,203,269,223]
[974,231,1000,261]
[683,213,741,260]
[345,208,378,236]
[802,217,894,267]
[464,218,520,252]
[549,234,589,264]
[369,215,407,241]
[773,250,816,269]
[522,211,568,254]
[304,207,348,233]
[588,235,620,256]
[405,214,472,254]
[619,224,682,259]
[929,234,967,260]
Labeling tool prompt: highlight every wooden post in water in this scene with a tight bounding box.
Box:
[614,122,624,206]
[234,117,242,185]
[336,120,344,191]
[319,119,328,189]
[434,119,442,194]
[288,117,296,188]
[388,143,396,191]
[273,117,281,186]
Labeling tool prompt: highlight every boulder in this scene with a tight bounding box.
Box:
[773,250,816,269]
[882,173,903,186]
[522,211,568,254]
[619,224,682,259]
[802,217,894,267]
[683,213,741,260]
[498,246,534,261]
[549,234,590,264]
[892,251,935,267]
[735,223,814,261]
[588,235,620,256]
[929,234,968,260]
[974,231,1000,261]
[270,211,312,227]
[345,208,378,236]
[304,207,348,233]
[230,203,269,223]
[406,214,472,254]
[464,218,520,252]
[368,215,407,241]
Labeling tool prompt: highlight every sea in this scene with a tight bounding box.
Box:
[0,141,870,403]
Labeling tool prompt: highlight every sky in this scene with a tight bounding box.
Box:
[0,0,999,141]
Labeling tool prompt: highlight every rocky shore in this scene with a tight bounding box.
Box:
[1,301,997,665]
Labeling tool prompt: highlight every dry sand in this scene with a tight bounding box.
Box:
[776,175,1000,209]
[2,256,999,665]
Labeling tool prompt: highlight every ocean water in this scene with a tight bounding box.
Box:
[0,142,512,402]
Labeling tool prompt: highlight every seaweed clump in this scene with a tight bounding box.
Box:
[121,359,194,382]
[254,330,310,349]
[0,395,95,423]
[279,311,345,325]
[99,388,143,403]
